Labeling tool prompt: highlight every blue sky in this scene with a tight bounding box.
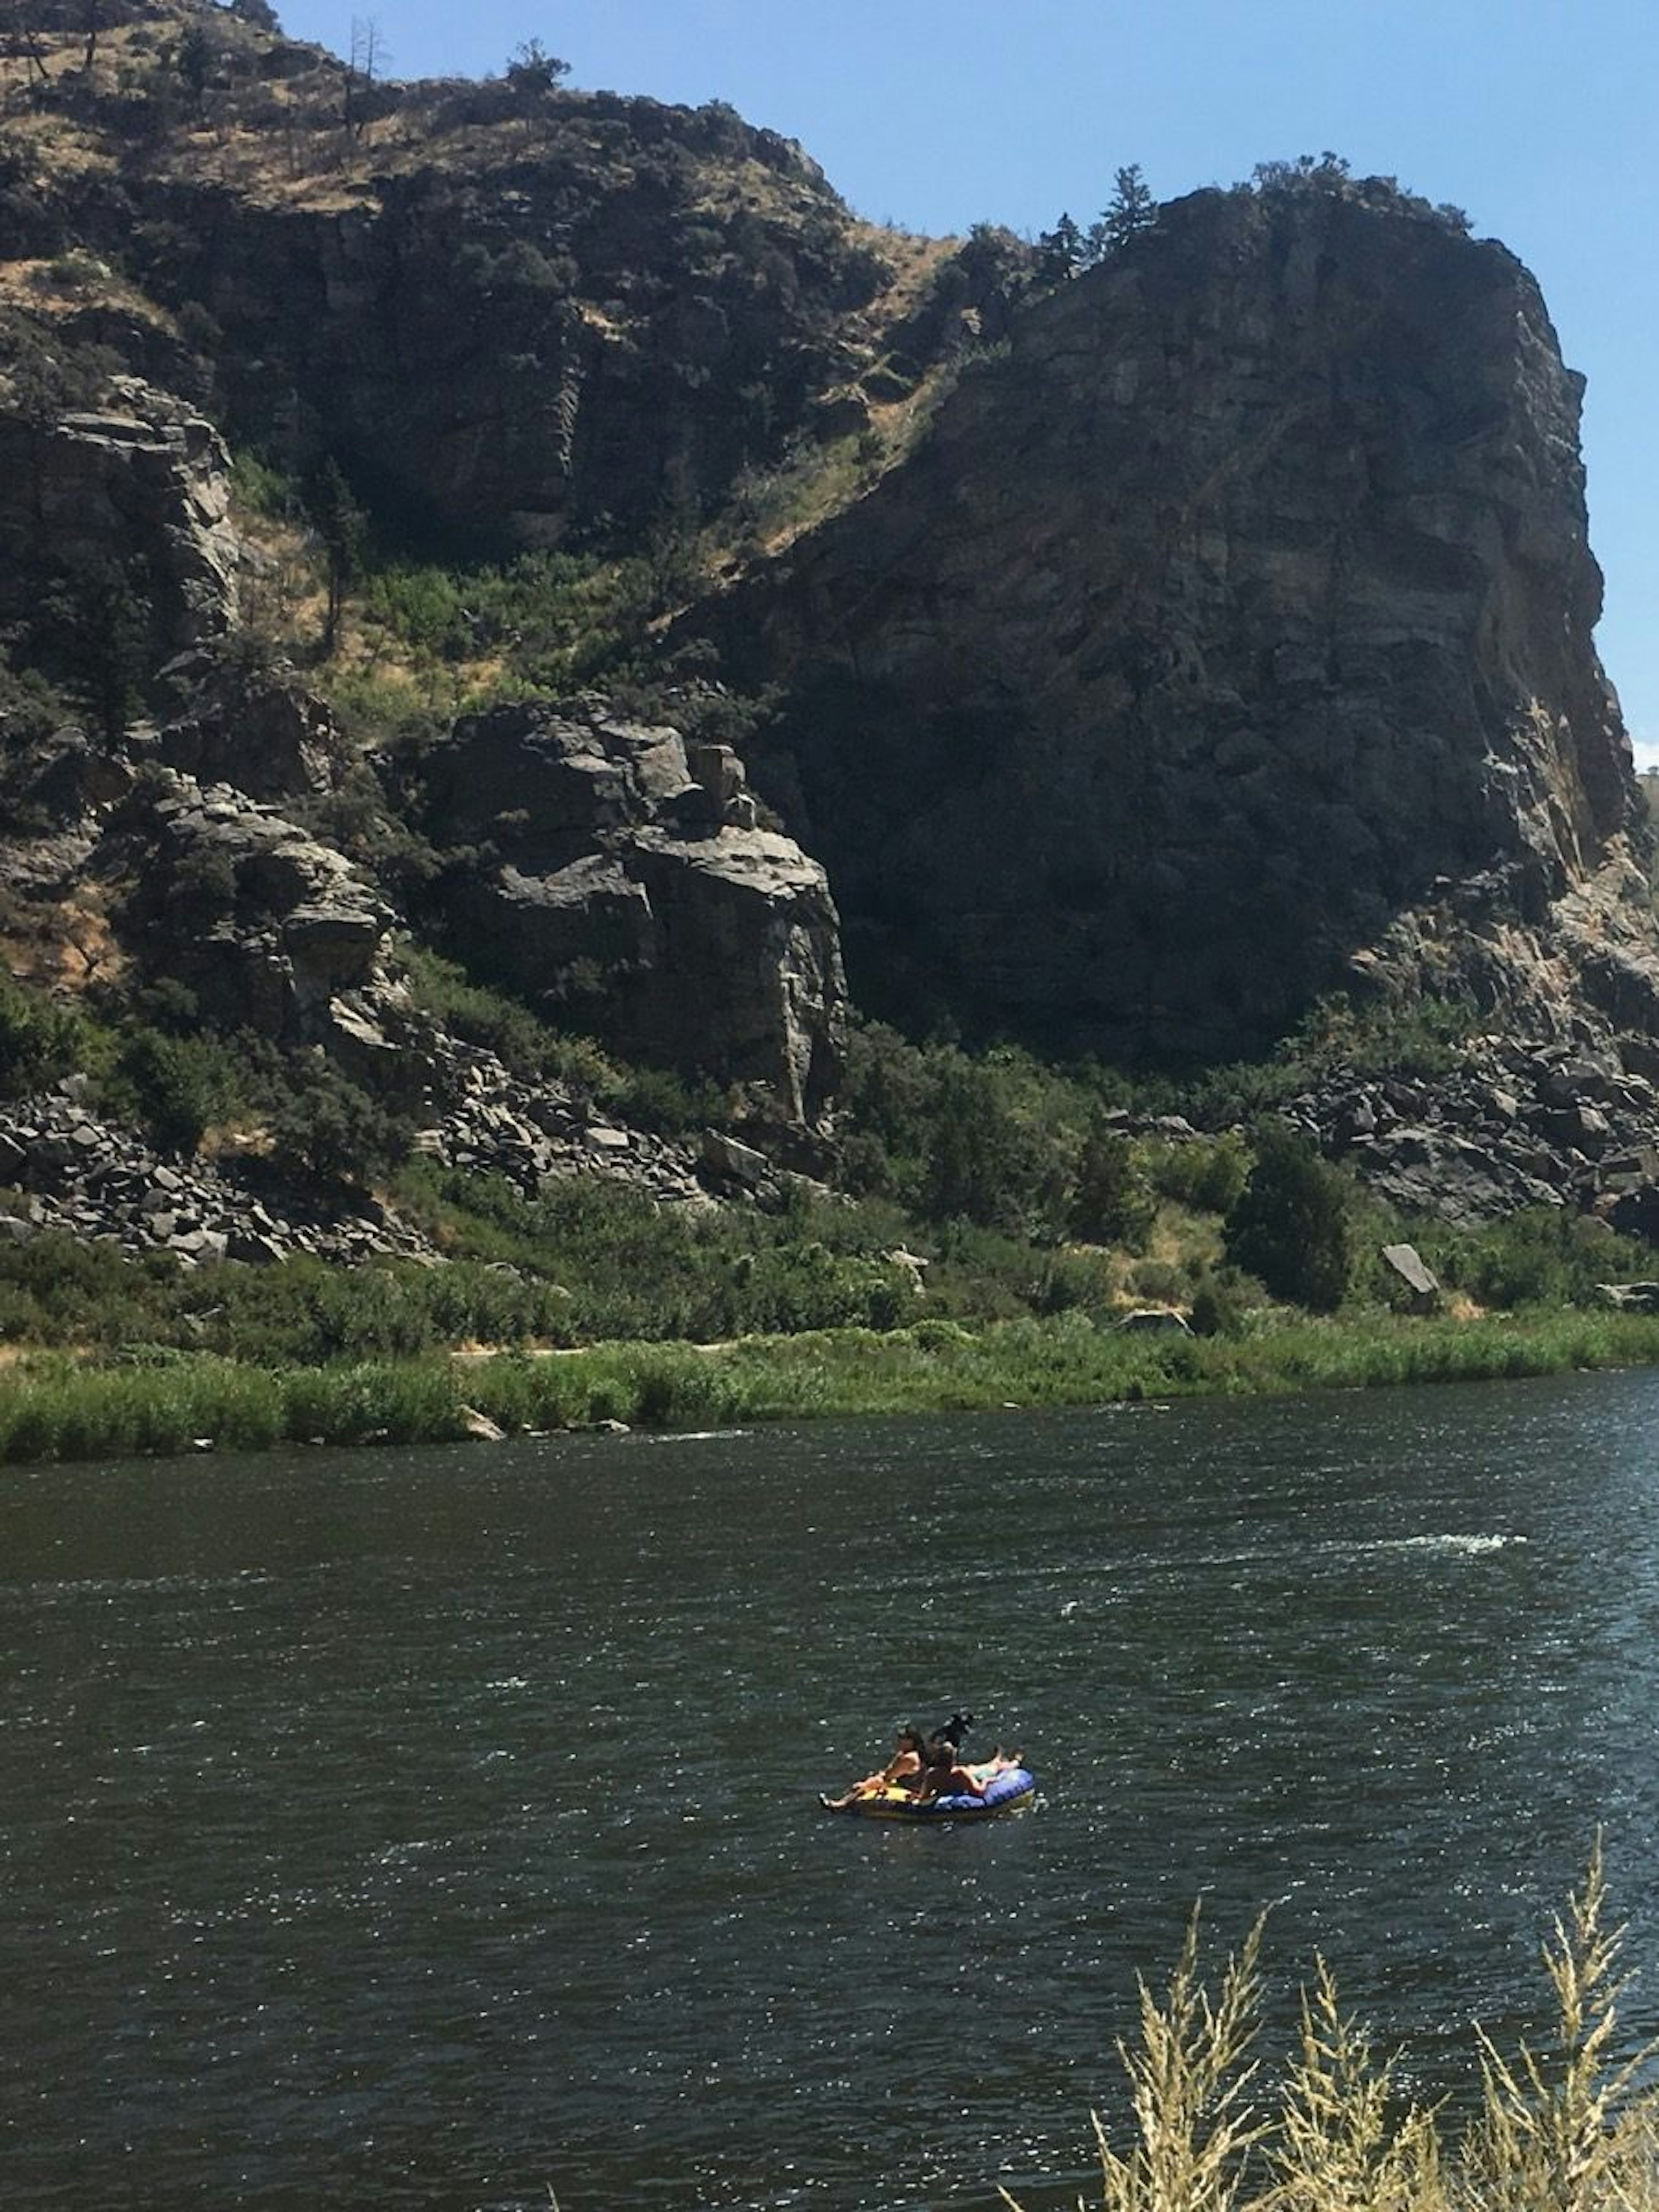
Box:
[273,0,1659,764]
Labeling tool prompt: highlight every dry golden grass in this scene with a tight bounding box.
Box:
[1147,1203,1227,1274]
[850,219,958,322]
[0,890,125,998]
[1005,1846,1659,2212]
[1081,1908,1270,2212]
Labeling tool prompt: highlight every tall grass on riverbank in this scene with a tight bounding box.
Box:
[6,1309,1659,1465]
[1003,1846,1656,2212]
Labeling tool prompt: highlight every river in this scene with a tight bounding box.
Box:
[6,1370,1659,2209]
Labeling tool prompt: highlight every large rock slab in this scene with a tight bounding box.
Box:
[105,769,410,1060]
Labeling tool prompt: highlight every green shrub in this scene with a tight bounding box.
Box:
[1224,1126,1354,1313]
[1190,992,1479,1125]
[610,1062,730,1136]
[1189,1268,1247,1338]
[1421,1207,1645,1312]
[399,943,570,1079]
[0,974,95,1097]
[1127,1258,1187,1304]
[1033,1248,1116,1316]
[1071,1122,1156,1249]
[1142,1133,1250,1217]
[266,1058,414,1189]
[228,448,302,520]
[112,1027,242,1154]
[277,1360,460,1445]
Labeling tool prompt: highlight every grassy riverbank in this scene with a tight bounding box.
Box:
[5,1306,1659,1465]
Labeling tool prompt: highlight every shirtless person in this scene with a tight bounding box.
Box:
[910,1741,1024,1806]
[819,1724,929,1811]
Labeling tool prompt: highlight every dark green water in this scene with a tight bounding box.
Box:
[7,1371,1659,2209]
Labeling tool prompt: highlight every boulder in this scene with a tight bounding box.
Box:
[1360,1128,1564,1226]
[1381,1243,1440,1309]
[155,667,346,801]
[458,1406,508,1443]
[103,770,410,1057]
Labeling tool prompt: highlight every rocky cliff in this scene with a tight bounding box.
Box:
[2,6,1659,1256]
[717,184,1653,1064]
[0,0,931,548]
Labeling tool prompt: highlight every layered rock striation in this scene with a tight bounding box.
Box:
[718,185,1651,1062]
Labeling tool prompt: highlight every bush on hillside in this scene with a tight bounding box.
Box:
[0,973,89,1097]
[267,1057,414,1190]
[1224,1124,1353,1312]
[1421,1206,1648,1311]
[1070,1120,1157,1249]
[112,1027,242,1155]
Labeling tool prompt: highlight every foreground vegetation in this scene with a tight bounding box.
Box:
[4,1306,1659,1467]
[1007,1845,1654,2212]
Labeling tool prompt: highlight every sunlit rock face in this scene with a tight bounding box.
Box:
[411,702,846,1126]
[719,186,1647,1062]
[0,378,240,652]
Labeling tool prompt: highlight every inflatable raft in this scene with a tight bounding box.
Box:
[842,1766,1036,1821]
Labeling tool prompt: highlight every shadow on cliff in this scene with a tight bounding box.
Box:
[706,182,1653,1067]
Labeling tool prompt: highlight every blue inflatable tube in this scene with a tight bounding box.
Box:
[842,1766,1036,1821]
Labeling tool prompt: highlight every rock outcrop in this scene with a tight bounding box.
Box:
[5,20,1659,1248]
[102,767,420,1086]
[718,185,1653,1063]
[411,702,846,1125]
[0,376,240,652]
[151,658,346,802]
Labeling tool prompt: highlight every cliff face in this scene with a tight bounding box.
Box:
[720,188,1648,1061]
[0,376,239,656]
[130,109,888,546]
[3,10,1659,1230]
[0,3,913,548]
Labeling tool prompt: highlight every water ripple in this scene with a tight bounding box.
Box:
[4,1377,1659,2208]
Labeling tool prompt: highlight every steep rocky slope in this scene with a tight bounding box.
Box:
[0,0,896,1237]
[2,3,1659,1256]
[716,184,1654,1065]
[0,0,947,545]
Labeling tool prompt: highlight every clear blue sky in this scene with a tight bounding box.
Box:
[274,0,1659,764]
